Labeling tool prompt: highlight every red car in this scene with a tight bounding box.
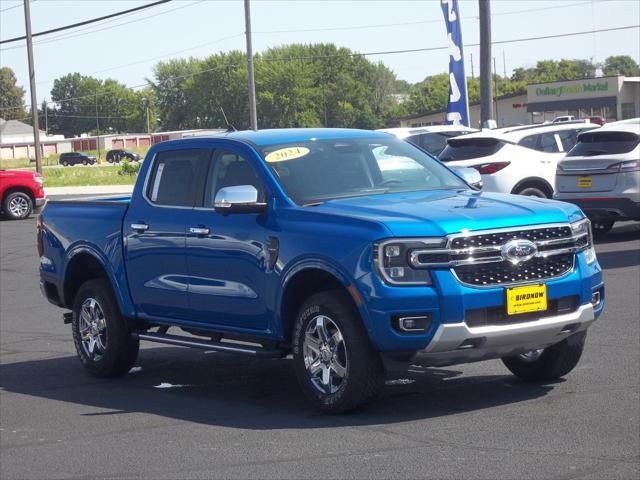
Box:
[0,169,46,220]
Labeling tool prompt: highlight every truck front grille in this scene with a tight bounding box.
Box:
[408,224,585,288]
[454,254,574,287]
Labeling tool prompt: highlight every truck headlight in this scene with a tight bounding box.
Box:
[571,217,596,265]
[374,240,441,286]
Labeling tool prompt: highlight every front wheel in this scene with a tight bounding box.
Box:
[2,191,33,220]
[292,290,384,413]
[72,279,139,377]
[502,331,586,381]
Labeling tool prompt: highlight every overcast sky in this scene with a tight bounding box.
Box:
[1,0,639,108]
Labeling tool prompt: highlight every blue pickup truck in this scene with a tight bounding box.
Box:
[38,128,604,413]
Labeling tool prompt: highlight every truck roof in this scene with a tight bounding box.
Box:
[204,128,392,147]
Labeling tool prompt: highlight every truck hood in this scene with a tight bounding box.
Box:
[311,190,584,237]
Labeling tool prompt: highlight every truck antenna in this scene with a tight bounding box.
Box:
[220,107,237,132]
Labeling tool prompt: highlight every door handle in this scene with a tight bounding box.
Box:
[189,227,210,235]
[130,223,149,232]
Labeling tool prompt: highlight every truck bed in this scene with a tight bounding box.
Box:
[39,196,133,314]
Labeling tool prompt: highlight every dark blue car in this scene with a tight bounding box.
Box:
[38,129,604,413]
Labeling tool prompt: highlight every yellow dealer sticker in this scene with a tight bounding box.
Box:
[577,176,593,188]
[265,147,310,163]
[506,284,547,315]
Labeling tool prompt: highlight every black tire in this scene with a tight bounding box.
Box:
[71,278,139,378]
[62,160,69,167]
[502,331,586,381]
[292,290,384,413]
[515,186,549,198]
[82,159,88,166]
[2,191,33,220]
[592,221,614,237]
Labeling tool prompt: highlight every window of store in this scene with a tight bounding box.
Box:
[622,103,636,120]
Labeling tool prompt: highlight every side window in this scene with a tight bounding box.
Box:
[419,133,448,155]
[146,149,208,207]
[557,129,580,151]
[203,150,264,207]
[539,132,560,153]
[518,134,539,150]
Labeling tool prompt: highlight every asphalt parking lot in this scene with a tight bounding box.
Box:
[1,216,638,480]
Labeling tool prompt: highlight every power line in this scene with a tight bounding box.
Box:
[259,25,640,62]
[253,1,594,34]
[0,0,171,45]
[0,1,32,14]
[1,0,206,51]
[1,23,638,112]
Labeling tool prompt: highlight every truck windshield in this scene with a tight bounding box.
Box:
[260,137,467,205]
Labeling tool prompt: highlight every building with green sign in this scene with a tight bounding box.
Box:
[396,75,639,128]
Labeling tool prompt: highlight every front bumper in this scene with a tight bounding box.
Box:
[35,197,46,208]
[414,303,594,366]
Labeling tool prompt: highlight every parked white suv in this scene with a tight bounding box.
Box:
[555,118,640,235]
[438,122,599,198]
[378,125,477,156]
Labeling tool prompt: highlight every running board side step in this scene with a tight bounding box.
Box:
[138,332,285,358]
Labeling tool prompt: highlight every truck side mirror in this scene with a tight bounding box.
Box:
[455,167,483,190]
[213,185,267,214]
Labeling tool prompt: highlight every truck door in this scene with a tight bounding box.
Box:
[124,148,210,321]
[184,148,274,332]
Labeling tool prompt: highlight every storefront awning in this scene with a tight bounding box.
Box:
[526,95,617,113]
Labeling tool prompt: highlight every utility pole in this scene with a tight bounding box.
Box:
[23,0,42,173]
[470,52,475,80]
[244,0,257,130]
[143,97,150,134]
[43,99,48,135]
[95,89,100,161]
[502,51,507,78]
[479,0,493,128]
[493,56,499,126]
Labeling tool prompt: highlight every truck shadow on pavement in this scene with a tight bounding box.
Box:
[0,347,557,429]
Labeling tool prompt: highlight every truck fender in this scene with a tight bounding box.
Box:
[276,257,373,341]
[64,243,135,317]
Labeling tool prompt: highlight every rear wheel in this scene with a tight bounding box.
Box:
[515,186,549,198]
[72,279,139,377]
[292,290,384,413]
[62,160,69,167]
[502,331,586,381]
[2,191,33,220]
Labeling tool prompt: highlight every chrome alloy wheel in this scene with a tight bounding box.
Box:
[303,315,348,395]
[8,196,30,218]
[78,298,107,361]
[519,349,544,362]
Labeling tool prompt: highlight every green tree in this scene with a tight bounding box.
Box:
[49,73,152,137]
[0,67,26,121]
[602,55,640,77]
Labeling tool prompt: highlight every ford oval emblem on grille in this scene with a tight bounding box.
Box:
[502,239,537,264]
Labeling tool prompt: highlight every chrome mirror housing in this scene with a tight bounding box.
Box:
[213,185,267,214]
[456,167,483,190]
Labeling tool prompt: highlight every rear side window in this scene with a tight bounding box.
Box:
[439,137,505,161]
[557,129,582,151]
[567,131,640,156]
[146,149,209,207]
[518,132,560,153]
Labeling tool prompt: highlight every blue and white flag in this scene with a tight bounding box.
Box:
[441,0,470,126]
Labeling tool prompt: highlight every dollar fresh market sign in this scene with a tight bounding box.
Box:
[535,82,608,97]
[528,77,619,102]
